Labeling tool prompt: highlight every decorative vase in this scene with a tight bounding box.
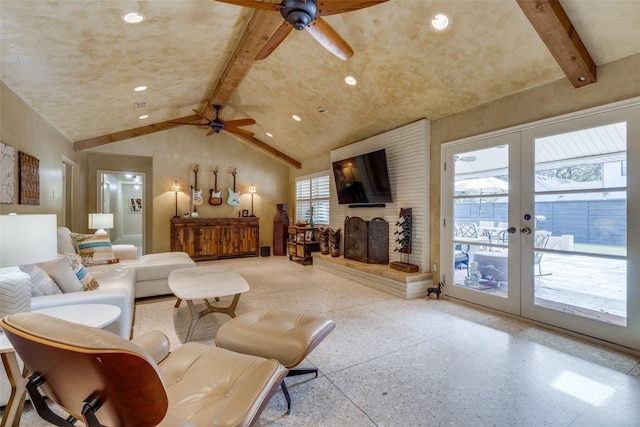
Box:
[273,203,289,256]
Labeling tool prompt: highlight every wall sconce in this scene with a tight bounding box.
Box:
[249,184,256,217]
[172,180,181,219]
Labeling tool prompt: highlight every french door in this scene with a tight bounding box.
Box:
[442,99,639,350]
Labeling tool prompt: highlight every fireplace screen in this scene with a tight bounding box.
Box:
[344,216,389,265]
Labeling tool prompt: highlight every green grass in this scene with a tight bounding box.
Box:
[572,243,626,257]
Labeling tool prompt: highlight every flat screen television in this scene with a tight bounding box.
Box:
[332,149,393,205]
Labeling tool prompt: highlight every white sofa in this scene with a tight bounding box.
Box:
[56,227,195,299]
[0,228,196,407]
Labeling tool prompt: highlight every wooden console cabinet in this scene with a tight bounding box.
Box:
[171,217,259,261]
[288,226,319,265]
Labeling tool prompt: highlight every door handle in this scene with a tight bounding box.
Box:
[521,227,532,235]
[506,227,516,234]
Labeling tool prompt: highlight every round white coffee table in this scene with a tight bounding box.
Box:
[0,303,121,427]
[169,266,250,342]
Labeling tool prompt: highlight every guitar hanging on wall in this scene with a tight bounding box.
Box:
[227,168,240,206]
[191,164,203,212]
[209,167,222,206]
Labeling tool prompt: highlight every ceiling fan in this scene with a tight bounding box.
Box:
[216,0,388,60]
[454,155,477,162]
[170,104,256,137]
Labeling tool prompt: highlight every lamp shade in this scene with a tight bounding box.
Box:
[88,213,114,230]
[0,214,58,267]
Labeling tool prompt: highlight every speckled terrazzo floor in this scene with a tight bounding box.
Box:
[11,256,640,426]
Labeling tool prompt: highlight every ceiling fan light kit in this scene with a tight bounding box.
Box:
[169,104,255,137]
[282,0,317,30]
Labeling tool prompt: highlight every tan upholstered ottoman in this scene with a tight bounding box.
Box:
[215,309,336,414]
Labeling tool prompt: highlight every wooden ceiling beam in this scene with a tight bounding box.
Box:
[73,114,201,151]
[231,131,301,169]
[204,10,282,115]
[517,0,596,88]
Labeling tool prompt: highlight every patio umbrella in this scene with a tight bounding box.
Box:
[455,177,509,219]
[455,176,509,194]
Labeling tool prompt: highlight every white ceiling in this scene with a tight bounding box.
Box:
[2,1,639,164]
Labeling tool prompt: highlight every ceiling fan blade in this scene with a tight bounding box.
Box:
[206,128,216,137]
[224,118,256,128]
[256,21,294,60]
[168,121,209,126]
[216,0,283,12]
[318,0,389,16]
[305,17,353,60]
[191,109,212,122]
[225,127,256,138]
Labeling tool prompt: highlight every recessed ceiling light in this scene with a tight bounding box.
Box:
[318,106,327,113]
[345,76,357,86]
[138,114,149,120]
[292,115,301,122]
[430,13,450,31]
[266,132,273,138]
[134,85,147,92]
[123,12,144,24]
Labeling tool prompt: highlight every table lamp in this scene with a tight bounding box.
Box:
[172,180,181,218]
[88,213,114,235]
[249,184,256,217]
[0,214,58,318]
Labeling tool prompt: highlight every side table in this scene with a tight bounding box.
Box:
[1,304,121,427]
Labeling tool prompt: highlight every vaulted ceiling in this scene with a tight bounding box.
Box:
[2,1,639,168]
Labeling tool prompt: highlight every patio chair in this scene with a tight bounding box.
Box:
[454,243,470,274]
[534,230,552,276]
[479,221,494,229]
[1,312,288,427]
[458,223,479,238]
[494,229,510,245]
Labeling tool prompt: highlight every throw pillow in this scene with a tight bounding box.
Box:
[71,232,119,267]
[20,264,62,296]
[64,253,100,291]
[40,256,84,293]
[57,226,77,254]
[0,267,32,317]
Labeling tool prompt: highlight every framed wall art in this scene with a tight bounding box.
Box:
[18,151,39,205]
[0,142,16,204]
[129,198,142,213]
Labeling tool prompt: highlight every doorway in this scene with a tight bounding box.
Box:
[441,99,639,351]
[98,171,145,256]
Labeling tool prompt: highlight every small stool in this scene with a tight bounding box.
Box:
[215,309,336,414]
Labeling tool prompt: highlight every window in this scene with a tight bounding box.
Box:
[295,171,330,225]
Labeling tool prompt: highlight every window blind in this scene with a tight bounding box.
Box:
[295,171,330,225]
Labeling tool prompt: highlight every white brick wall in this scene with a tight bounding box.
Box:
[330,119,430,271]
